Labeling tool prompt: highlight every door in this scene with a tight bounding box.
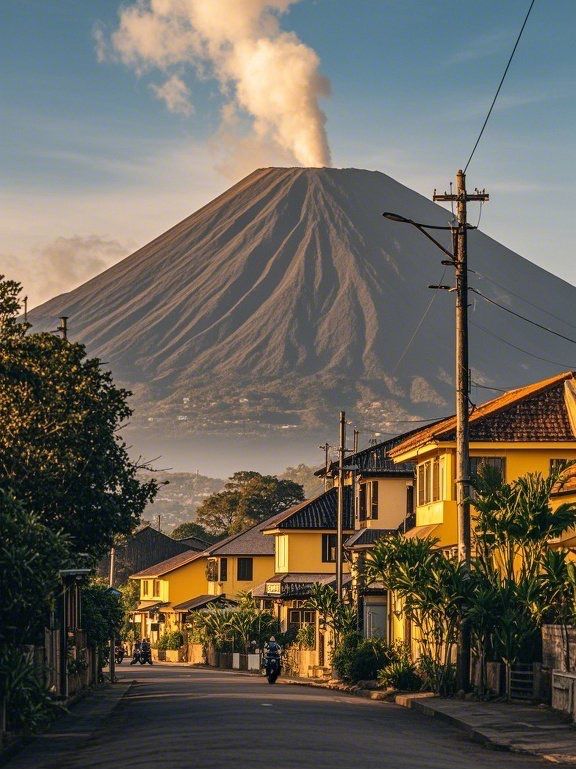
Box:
[364,603,387,639]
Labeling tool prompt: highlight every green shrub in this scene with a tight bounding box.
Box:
[378,659,422,691]
[332,633,397,682]
[157,631,184,651]
[295,623,315,649]
[0,647,63,733]
[418,653,456,695]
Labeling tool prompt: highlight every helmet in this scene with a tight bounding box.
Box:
[270,636,276,642]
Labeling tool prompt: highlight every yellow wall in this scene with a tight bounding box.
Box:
[409,444,576,532]
[269,530,353,574]
[135,557,208,607]
[358,477,410,529]
[207,555,275,598]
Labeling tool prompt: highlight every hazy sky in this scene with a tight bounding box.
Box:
[2,0,575,307]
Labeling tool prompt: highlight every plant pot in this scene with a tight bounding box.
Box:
[165,648,184,662]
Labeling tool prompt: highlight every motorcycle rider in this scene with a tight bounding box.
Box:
[264,636,282,675]
[131,639,141,665]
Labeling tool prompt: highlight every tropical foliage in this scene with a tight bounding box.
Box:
[189,594,278,653]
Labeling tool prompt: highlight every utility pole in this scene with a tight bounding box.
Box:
[336,411,346,600]
[157,514,161,532]
[23,296,28,324]
[353,429,359,454]
[58,316,69,341]
[109,547,116,684]
[319,442,331,491]
[433,169,488,691]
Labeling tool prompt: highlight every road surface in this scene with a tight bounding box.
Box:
[17,665,550,769]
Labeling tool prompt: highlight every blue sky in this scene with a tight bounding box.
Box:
[2,0,575,306]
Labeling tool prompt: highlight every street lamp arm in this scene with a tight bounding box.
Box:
[383,212,455,260]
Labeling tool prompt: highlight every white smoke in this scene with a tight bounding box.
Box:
[150,74,193,115]
[104,0,331,167]
[1,235,129,308]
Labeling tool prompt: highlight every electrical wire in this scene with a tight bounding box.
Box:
[391,268,449,375]
[464,0,537,172]
[470,319,576,369]
[470,287,576,346]
[471,269,576,333]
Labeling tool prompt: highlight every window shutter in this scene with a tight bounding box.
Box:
[371,481,379,519]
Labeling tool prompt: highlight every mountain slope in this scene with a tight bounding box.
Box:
[30,167,576,442]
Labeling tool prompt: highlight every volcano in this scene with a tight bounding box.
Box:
[29,167,576,469]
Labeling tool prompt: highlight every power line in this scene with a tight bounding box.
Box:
[471,287,576,346]
[471,269,576,333]
[464,0,537,172]
[470,319,576,369]
[391,268,448,375]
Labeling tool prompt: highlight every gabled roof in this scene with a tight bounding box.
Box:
[208,516,276,556]
[344,528,395,549]
[172,595,235,612]
[315,428,421,477]
[390,372,576,457]
[262,487,354,531]
[131,548,205,578]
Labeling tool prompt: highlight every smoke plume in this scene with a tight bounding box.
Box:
[1,235,128,308]
[105,0,331,167]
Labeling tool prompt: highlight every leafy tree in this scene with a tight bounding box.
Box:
[0,276,157,559]
[195,470,304,537]
[171,521,220,544]
[280,464,323,498]
[82,582,124,651]
[0,488,69,645]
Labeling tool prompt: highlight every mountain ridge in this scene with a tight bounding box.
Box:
[29,167,576,449]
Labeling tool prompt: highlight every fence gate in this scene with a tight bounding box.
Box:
[508,663,534,700]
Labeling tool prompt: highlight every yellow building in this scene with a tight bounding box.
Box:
[131,517,276,642]
[252,487,354,675]
[389,371,576,549]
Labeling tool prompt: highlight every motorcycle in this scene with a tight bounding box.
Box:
[114,644,125,664]
[139,646,153,665]
[264,655,281,684]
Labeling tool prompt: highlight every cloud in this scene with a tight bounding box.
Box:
[1,235,129,308]
[100,0,331,167]
[150,74,193,115]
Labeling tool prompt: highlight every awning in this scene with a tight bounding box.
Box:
[172,595,235,612]
[344,528,395,550]
[258,573,352,600]
[134,601,168,613]
[549,528,576,549]
[402,524,440,540]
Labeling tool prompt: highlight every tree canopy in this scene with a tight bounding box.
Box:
[171,521,220,544]
[195,470,304,537]
[0,277,158,559]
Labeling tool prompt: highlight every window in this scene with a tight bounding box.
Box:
[142,580,150,597]
[469,457,506,499]
[359,484,367,521]
[469,457,506,481]
[417,458,441,505]
[370,481,379,519]
[152,579,160,597]
[237,557,253,581]
[219,558,228,582]
[550,459,570,474]
[288,607,316,632]
[322,533,337,563]
[205,560,218,582]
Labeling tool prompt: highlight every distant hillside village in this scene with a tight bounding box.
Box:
[140,466,323,532]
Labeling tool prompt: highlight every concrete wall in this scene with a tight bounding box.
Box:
[542,624,576,672]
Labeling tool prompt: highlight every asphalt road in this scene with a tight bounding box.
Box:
[57,665,546,769]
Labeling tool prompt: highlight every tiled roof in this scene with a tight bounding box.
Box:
[390,372,576,457]
[263,487,354,531]
[130,549,205,578]
[315,427,427,477]
[344,528,395,549]
[208,515,277,556]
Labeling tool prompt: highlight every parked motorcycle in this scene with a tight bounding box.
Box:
[114,644,125,664]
